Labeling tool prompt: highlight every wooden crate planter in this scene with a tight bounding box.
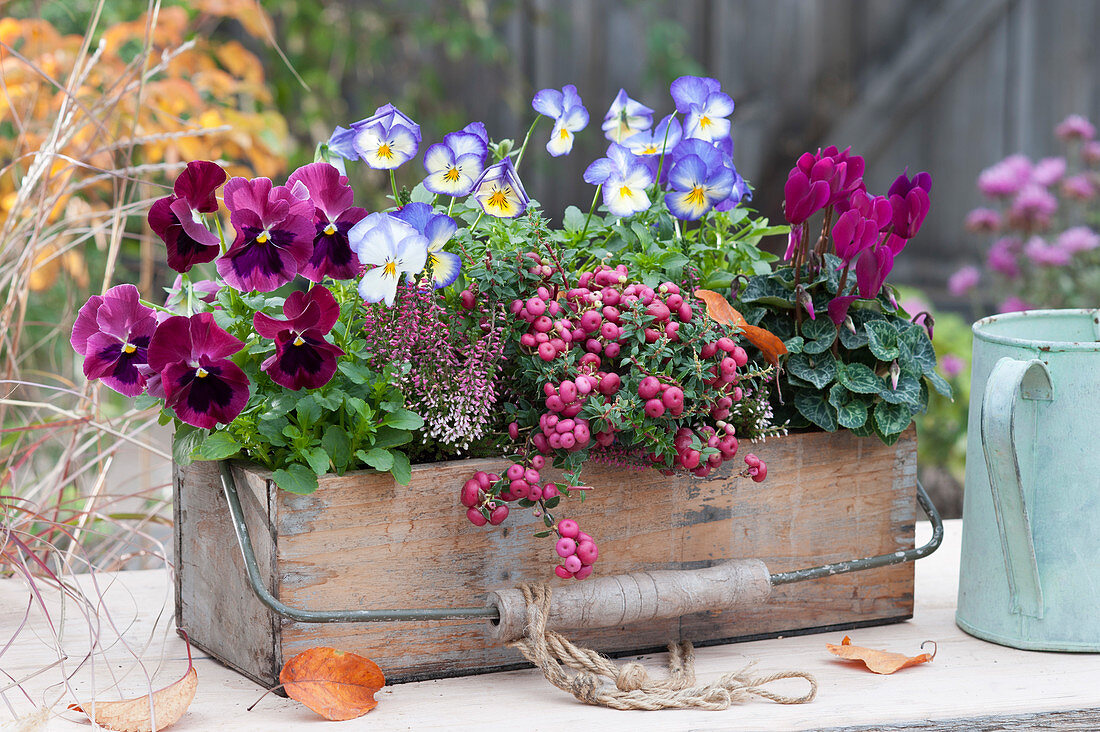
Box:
[174,427,917,687]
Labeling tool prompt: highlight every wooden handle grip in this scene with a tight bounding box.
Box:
[487,559,772,642]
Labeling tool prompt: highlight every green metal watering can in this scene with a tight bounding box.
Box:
[957,308,1100,651]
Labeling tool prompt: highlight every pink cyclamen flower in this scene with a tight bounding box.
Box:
[794,146,865,207]
[964,207,1001,233]
[784,223,803,261]
[1057,226,1100,254]
[940,354,965,379]
[253,286,345,391]
[783,164,830,224]
[148,161,227,273]
[1055,114,1095,142]
[286,162,369,282]
[977,154,1032,197]
[1061,173,1096,201]
[1030,157,1066,186]
[948,266,980,296]
[998,296,1032,314]
[1024,236,1070,267]
[854,244,894,299]
[831,191,891,263]
[1008,184,1057,229]
[987,237,1021,278]
[218,177,315,292]
[70,284,158,397]
[147,312,250,429]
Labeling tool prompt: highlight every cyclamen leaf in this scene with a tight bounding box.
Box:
[926,370,955,400]
[829,383,869,430]
[794,390,838,431]
[865,320,900,361]
[874,400,911,436]
[897,324,937,374]
[784,336,805,355]
[879,372,922,405]
[800,317,836,355]
[836,361,882,394]
[357,448,394,472]
[273,464,319,495]
[786,352,837,390]
[193,431,240,461]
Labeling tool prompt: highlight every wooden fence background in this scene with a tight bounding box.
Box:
[391,0,1099,307]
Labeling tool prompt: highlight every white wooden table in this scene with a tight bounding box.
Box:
[3,520,1099,731]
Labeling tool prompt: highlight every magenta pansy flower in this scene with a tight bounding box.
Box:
[887,170,932,239]
[285,163,368,282]
[70,284,158,397]
[148,161,227,273]
[253,286,344,391]
[147,312,250,429]
[218,177,315,292]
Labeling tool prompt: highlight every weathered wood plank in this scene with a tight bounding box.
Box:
[177,428,916,686]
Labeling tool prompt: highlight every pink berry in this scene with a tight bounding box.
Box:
[751,462,768,482]
[506,463,524,481]
[545,394,565,412]
[574,565,594,580]
[661,386,684,410]
[474,471,491,489]
[638,376,661,399]
[548,433,563,449]
[561,403,583,418]
[575,375,594,394]
[577,531,592,544]
[680,449,700,469]
[489,504,509,525]
[542,482,560,499]
[563,555,583,573]
[579,353,601,369]
[554,565,574,579]
[604,342,621,358]
[732,346,748,367]
[533,433,550,453]
[531,454,546,469]
[558,519,580,539]
[538,342,556,361]
[559,380,578,403]
[526,297,546,316]
[507,422,519,440]
[460,290,476,310]
[509,479,529,499]
[560,432,576,449]
[576,540,598,564]
[602,306,620,323]
[580,310,601,332]
[520,333,536,348]
[701,342,718,359]
[599,373,621,395]
[460,480,481,507]
[744,453,761,468]
[678,304,693,322]
[644,398,666,418]
[527,484,543,501]
[585,338,603,354]
[556,537,577,558]
[574,423,591,444]
[556,418,575,434]
[524,468,541,484]
[644,327,661,343]
[466,508,488,526]
[717,336,736,353]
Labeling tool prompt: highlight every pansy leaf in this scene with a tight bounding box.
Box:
[172,425,204,467]
[874,400,911,437]
[409,181,434,203]
[925,370,955,399]
[794,390,838,431]
[879,372,922,405]
[801,317,836,354]
[390,450,412,486]
[257,418,289,447]
[296,397,322,426]
[339,362,375,385]
[357,448,394,472]
[273,463,319,495]
[828,383,870,430]
[836,361,883,395]
[301,446,331,475]
[322,426,351,471]
[865,320,900,361]
[193,431,240,461]
[786,352,837,390]
[563,205,587,232]
[383,409,424,431]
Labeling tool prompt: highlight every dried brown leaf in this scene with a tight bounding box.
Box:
[694,289,788,368]
[825,635,936,674]
[280,647,386,721]
[68,667,196,732]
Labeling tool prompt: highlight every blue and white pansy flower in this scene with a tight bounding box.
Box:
[670,76,734,143]
[620,114,683,159]
[348,212,429,305]
[664,139,735,221]
[391,202,462,288]
[601,89,654,143]
[422,126,488,197]
[470,158,530,219]
[340,104,421,170]
[583,144,655,218]
[531,84,589,157]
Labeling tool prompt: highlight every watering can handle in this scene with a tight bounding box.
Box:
[980,357,1052,619]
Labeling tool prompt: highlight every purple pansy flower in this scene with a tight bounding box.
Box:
[285,163,368,282]
[664,139,734,221]
[710,136,751,212]
[348,212,429,305]
[147,312,250,429]
[470,157,530,219]
[1055,114,1095,142]
[948,266,980,297]
[532,84,589,157]
[601,89,654,143]
[888,170,932,239]
[583,143,654,218]
[218,177,315,293]
[421,125,488,197]
[670,75,734,143]
[253,286,344,391]
[148,161,227,273]
[70,284,157,397]
[327,104,421,170]
[391,202,462,288]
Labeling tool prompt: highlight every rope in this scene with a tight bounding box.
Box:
[506,583,818,711]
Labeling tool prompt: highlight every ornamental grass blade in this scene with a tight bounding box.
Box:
[825,635,936,674]
[280,647,386,721]
[68,642,197,732]
[694,289,788,368]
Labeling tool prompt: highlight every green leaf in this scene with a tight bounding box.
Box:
[800,317,836,354]
[272,463,318,495]
[897,324,937,374]
[865,320,900,361]
[879,372,922,405]
[562,205,587,232]
[295,396,322,425]
[390,450,412,486]
[338,361,375,385]
[544,495,561,509]
[371,426,412,449]
[926,370,955,400]
[829,383,869,430]
[784,336,805,355]
[838,307,882,349]
[409,181,434,203]
[836,361,882,394]
[172,425,204,466]
[737,276,794,308]
[356,447,393,472]
[383,408,424,430]
[256,417,289,447]
[874,400,911,436]
[193,431,240,461]
[793,390,838,431]
[786,352,837,389]
[300,446,331,475]
[321,426,351,471]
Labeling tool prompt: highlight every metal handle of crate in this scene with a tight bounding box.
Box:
[220,462,943,625]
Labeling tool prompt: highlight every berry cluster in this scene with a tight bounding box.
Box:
[457,253,773,580]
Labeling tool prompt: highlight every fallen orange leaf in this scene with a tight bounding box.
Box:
[280,647,385,721]
[69,639,196,731]
[694,289,788,369]
[825,636,937,674]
